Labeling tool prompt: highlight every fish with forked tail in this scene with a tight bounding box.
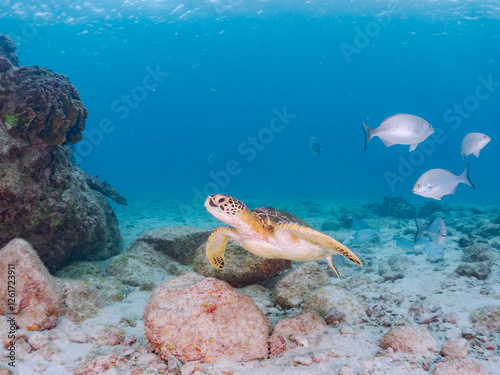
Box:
[413,164,475,200]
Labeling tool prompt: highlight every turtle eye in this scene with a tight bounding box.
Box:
[217,197,226,203]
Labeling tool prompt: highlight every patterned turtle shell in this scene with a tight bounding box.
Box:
[251,206,311,228]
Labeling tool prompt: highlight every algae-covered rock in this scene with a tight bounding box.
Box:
[133,226,212,265]
[55,261,106,279]
[56,279,103,323]
[470,305,500,333]
[193,239,291,287]
[432,358,487,375]
[272,262,330,309]
[143,275,270,363]
[455,262,492,280]
[303,285,366,323]
[106,241,185,289]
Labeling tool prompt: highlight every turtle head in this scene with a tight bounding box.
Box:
[205,194,249,226]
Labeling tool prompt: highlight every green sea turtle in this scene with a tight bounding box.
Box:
[204,194,363,279]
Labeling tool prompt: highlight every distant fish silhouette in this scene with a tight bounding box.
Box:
[393,236,415,252]
[349,216,370,230]
[208,152,216,166]
[423,241,444,262]
[415,217,447,244]
[309,128,321,156]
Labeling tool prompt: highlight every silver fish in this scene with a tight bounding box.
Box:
[309,128,321,156]
[352,226,380,244]
[461,132,491,160]
[415,217,447,244]
[413,164,475,200]
[349,216,370,230]
[361,113,434,152]
[394,236,415,252]
[423,241,444,262]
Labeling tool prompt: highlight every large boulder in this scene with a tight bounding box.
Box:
[470,305,500,333]
[0,239,62,330]
[143,273,270,363]
[193,238,291,287]
[0,35,122,272]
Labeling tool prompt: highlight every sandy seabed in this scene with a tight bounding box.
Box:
[3,197,500,375]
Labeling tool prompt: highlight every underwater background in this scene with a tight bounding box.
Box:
[2,0,499,208]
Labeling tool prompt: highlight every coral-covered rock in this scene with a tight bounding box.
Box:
[0,38,122,272]
[440,337,470,359]
[106,241,183,289]
[455,262,492,280]
[303,285,366,323]
[417,201,447,218]
[471,224,500,239]
[88,325,124,346]
[379,326,438,355]
[470,305,500,333]
[268,334,287,356]
[0,239,62,330]
[432,358,487,375]
[55,261,106,279]
[134,226,212,265]
[74,354,128,375]
[272,263,330,309]
[56,279,103,323]
[193,239,291,287]
[368,196,416,219]
[143,275,270,363]
[0,34,18,67]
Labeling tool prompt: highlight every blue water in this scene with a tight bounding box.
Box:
[2,1,500,206]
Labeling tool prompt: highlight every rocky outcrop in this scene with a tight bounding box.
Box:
[379,326,438,356]
[0,34,122,271]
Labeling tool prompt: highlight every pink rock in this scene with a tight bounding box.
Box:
[379,326,438,356]
[273,310,326,338]
[143,275,270,363]
[432,358,487,375]
[268,334,287,356]
[74,354,127,375]
[123,336,137,346]
[440,338,470,359]
[89,325,124,346]
[0,239,61,330]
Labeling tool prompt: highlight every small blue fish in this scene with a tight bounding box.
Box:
[423,241,444,262]
[349,216,370,230]
[351,226,380,244]
[309,128,321,156]
[208,152,216,166]
[394,236,415,252]
[415,217,447,244]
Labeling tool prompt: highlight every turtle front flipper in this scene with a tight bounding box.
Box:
[206,226,241,269]
[275,222,363,271]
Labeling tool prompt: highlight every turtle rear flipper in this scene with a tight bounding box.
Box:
[206,226,240,269]
[275,222,363,276]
